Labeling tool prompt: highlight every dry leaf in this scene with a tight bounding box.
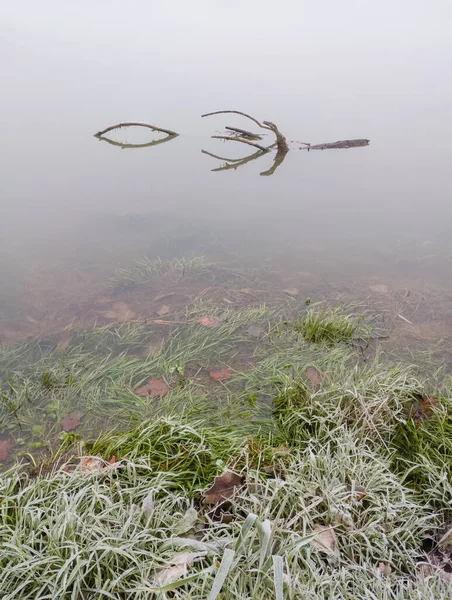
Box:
[157,305,170,316]
[134,378,169,398]
[0,439,11,461]
[199,316,221,328]
[312,525,337,554]
[417,396,438,419]
[78,457,103,473]
[305,366,322,386]
[100,302,136,322]
[142,490,154,518]
[108,455,116,464]
[153,552,207,587]
[418,563,452,582]
[203,472,244,506]
[209,368,233,381]
[247,325,265,338]
[61,411,82,432]
[283,288,299,297]
[369,284,389,295]
[377,562,391,576]
[347,484,367,502]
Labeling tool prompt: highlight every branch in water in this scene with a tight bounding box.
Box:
[225,126,263,139]
[211,135,270,152]
[202,110,289,154]
[94,122,179,137]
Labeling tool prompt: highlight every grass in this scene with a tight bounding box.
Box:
[111,256,210,288]
[1,300,452,597]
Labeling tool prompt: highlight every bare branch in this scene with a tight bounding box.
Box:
[202,110,272,131]
[211,135,270,152]
[94,122,179,137]
[300,139,370,150]
[225,126,262,139]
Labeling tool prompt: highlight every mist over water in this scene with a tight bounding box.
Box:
[1,0,452,329]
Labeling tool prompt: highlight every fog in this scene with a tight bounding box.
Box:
[1,0,452,312]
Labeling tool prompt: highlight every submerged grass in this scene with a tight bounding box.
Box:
[1,300,452,597]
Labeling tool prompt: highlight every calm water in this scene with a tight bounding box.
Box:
[2,0,452,339]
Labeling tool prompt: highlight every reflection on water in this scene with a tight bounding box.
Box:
[1,2,452,344]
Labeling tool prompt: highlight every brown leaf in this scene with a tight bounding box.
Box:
[108,455,116,465]
[209,368,233,381]
[199,316,221,328]
[418,396,438,419]
[157,305,170,316]
[78,456,103,473]
[377,562,391,576]
[347,484,367,502]
[311,525,337,554]
[247,325,265,338]
[61,411,82,432]
[134,378,169,398]
[100,302,136,322]
[0,439,11,461]
[369,284,389,295]
[305,366,322,386]
[283,288,299,297]
[203,472,245,506]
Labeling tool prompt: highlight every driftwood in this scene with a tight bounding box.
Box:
[202,110,289,153]
[225,126,262,139]
[211,135,269,152]
[94,122,179,138]
[300,139,370,150]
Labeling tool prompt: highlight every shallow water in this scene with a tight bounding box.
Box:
[1,1,452,339]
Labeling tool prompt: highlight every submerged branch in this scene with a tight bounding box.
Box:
[211,135,270,152]
[96,135,178,149]
[225,126,262,139]
[300,139,370,150]
[94,122,179,137]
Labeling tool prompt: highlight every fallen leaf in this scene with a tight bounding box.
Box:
[247,325,265,338]
[174,508,199,535]
[311,525,337,554]
[203,472,244,506]
[347,484,367,502]
[283,288,299,297]
[108,455,116,464]
[305,366,322,386]
[0,439,11,461]
[209,368,233,381]
[199,316,221,328]
[377,562,391,576]
[78,456,103,473]
[157,305,170,316]
[153,552,207,587]
[100,302,136,322]
[61,411,82,432]
[369,284,389,295]
[417,396,438,419]
[134,378,169,398]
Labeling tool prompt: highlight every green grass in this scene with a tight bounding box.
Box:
[1,301,452,597]
[111,255,210,288]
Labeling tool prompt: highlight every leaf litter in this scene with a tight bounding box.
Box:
[134,378,169,398]
[199,316,221,328]
[209,368,233,381]
[61,411,82,432]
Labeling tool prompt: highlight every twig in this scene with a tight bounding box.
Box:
[212,136,270,152]
[202,110,271,131]
[96,135,178,149]
[94,122,179,137]
[225,126,262,139]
